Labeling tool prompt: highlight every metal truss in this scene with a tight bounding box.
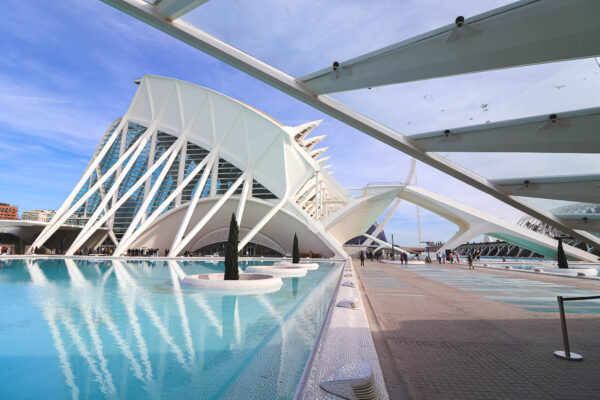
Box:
[99,0,600,250]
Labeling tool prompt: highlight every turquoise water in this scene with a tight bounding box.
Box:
[0,258,341,399]
[402,265,600,315]
[507,263,600,277]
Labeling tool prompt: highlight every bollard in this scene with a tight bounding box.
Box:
[554,296,583,361]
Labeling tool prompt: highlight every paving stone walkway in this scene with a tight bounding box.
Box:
[356,260,600,400]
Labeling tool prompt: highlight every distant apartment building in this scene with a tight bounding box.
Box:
[0,203,18,220]
[21,209,56,223]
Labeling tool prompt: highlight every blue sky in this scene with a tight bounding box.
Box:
[1,0,599,246]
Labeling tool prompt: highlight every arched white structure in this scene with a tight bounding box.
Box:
[27,76,400,258]
[397,186,597,262]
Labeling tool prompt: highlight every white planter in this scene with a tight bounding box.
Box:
[245,265,308,277]
[273,261,319,270]
[181,273,283,295]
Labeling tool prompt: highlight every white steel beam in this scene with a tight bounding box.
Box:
[67,135,186,255]
[176,141,187,207]
[72,126,165,247]
[491,174,600,203]
[236,174,252,227]
[411,107,600,153]
[172,171,248,255]
[29,119,125,254]
[120,133,185,245]
[170,151,217,251]
[363,198,402,246]
[300,0,600,94]
[30,126,153,252]
[210,155,218,197]
[143,129,158,203]
[113,148,216,255]
[238,196,287,251]
[100,0,600,249]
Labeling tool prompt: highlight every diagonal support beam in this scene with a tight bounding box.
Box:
[100,0,600,250]
[66,135,186,255]
[238,196,287,251]
[172,171,248,255]
[300,0,600,94]
[236,174,252,227]
[30,125,153,252]
[113,148,216,255]
[170,151,217,251]
[363,198,402,246]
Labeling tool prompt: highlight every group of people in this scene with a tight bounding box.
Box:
[359,250,411,265]
[397,251,409,264]
[435,250,481,269]
[75,246,114,256]
[436,251,460,264]
[126,248,162,257]
[0,246,14,255]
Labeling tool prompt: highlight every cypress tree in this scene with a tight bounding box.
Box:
[292,233,300,264]
[557,237,569,269]
[224,213,239,280]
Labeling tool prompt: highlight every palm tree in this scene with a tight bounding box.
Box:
[224,213,239,280]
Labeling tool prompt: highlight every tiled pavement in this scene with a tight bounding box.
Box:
[356,260,600,399]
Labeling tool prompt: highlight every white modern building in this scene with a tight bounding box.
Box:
[26,76,401,258]
[21,75,596,261]
[21,209,56,223]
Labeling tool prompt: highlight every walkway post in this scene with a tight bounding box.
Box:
[554,296,583,361]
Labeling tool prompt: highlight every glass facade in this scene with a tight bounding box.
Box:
[69,122,277,243]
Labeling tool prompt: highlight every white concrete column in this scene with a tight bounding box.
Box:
[172,171,248,256]
[175,141,188,207]
[170,151,217,251]
[236,174,252,227]
[210,155,219,197]
[113,148,217,255]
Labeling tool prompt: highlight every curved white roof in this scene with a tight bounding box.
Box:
[128,75,317,199]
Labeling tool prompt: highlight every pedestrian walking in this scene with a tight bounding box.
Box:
[360,251,365,266]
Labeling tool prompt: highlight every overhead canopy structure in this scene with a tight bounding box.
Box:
[491,174,600,204]
[299,0,600,94]
[98,0,600,251]
[411,108,600,154]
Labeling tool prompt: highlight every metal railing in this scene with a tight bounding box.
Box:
[554,295,600,361]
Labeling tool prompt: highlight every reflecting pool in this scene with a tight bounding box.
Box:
[0,258,340,399]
